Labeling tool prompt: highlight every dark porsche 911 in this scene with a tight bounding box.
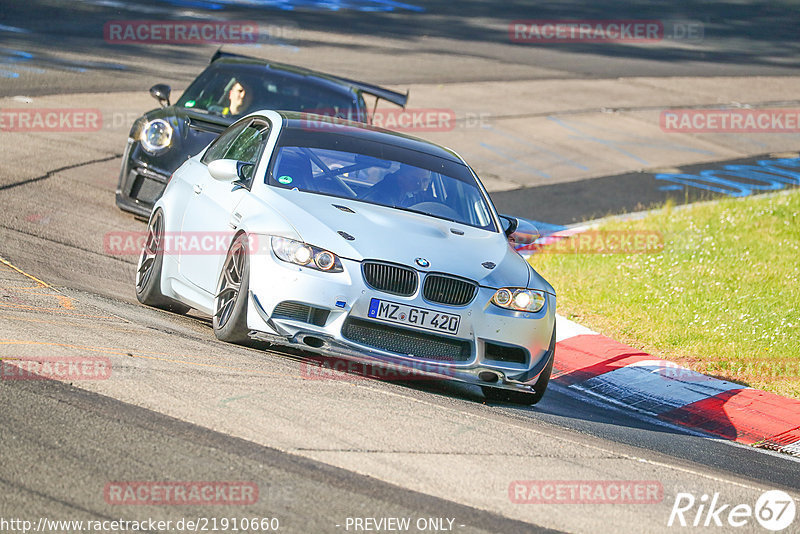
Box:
[116,50,409,217]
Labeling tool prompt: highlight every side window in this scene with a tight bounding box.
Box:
[202,120,270,183]
[201,120,249,164]
[222,121,270,182]
[356,93,367,121]
[225,123,269,163]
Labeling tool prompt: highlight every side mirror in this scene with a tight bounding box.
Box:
[499,215,518,238]
[208,159,254,183]
[149,84,171,107]
[500,214,541,246]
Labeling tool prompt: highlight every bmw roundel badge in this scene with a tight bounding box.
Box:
[415,257,430,268]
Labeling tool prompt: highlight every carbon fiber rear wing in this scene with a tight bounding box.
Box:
[324,76,408,108]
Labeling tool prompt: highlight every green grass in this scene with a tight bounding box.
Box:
[530,189,800,399]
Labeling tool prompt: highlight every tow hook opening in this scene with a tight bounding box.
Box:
[478,371,500,383]
[302,336,325,349]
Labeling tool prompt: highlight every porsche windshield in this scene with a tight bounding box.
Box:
[175,64,361,120]
[267,130,497,231]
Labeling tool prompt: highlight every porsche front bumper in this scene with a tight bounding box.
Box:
[115,138,172,218]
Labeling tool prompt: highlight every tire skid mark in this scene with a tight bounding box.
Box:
[0,154,121,192]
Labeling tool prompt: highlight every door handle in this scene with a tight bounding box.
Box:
[193,184,202,195]
[229,212,242,229]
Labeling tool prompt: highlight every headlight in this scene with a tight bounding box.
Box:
[491,288,546,313]
[129,116,147,140]
[140,118,173,152]
[271,237,342,272]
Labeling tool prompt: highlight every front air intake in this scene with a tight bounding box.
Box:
[272,301,329,327]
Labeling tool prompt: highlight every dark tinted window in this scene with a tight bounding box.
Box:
[176,64,361,120]
[267,130,496,231]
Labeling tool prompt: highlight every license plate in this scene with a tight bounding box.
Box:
[367,298,460,334]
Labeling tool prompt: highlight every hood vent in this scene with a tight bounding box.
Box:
[187,116,228,134]
[333,204,355,213]
[338,231,355,241]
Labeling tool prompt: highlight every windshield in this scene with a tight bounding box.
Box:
[175,64,361,120]
[267,131,497,231]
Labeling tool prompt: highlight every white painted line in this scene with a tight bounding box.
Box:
[782,441,800,456]
[573,360,744,415]
[555,313,597,342]
[552,382,800,465]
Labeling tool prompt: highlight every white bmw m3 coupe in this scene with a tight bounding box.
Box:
[136,110,556,404]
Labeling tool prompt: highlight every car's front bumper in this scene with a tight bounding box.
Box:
[115,138,171,218]
[245,252,556,392]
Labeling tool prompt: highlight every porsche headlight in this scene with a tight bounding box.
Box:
[129,116,147,140]
[140,118,173,152]
[271,237,342,272]
[491,288,546,313]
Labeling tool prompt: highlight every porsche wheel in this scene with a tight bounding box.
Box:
[212,233,252,344]
[135,209,190,314]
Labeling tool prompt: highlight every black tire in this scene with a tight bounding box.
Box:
[135,209,191,314]
[482,324,556,405]
[212,233,252,344]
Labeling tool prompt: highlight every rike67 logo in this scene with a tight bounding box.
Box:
[668,490,796,531]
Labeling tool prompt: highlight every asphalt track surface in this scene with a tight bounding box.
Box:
[1,1,800,533]
[2,0,800,96]
[491,153,800,225]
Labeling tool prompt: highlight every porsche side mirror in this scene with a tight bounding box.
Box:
[149,84,171,107]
